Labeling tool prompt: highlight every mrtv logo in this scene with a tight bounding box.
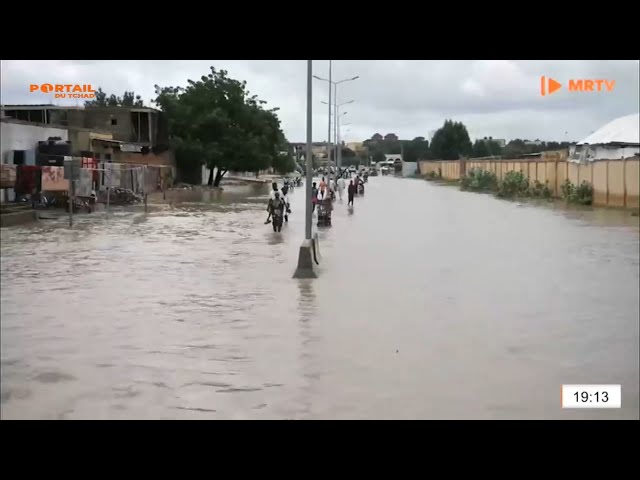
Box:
[30,84,96,99]
[540,76,615,96]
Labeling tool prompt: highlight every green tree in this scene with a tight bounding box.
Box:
[121,91,144,107]
[272,152,297,175]
[86,87,107,107]
[430,120,473,160]
[472,140,490,158]
[485,140,503,156]
[85,88,144,107]
[402,136,430,162]
[154,67,287,186]
[372,150,386,164]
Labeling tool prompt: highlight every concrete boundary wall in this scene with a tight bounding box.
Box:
[418,157,640,209]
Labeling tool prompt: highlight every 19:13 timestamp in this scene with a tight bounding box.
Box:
[574,391,608,403]
[562,385,621,409]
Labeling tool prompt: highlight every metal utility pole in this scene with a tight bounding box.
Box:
[339,122,351,170]
[335,108,350,174]
[334,84,338,172]
[305,60,313,241]
[336,109,341,172]
[327,61,332,167]
[313,71,359,177]
[293,60,318,279]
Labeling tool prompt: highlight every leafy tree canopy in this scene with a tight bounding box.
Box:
[430,120,473,160]
[153,67,287,186]
[85,88,144,107]
[272,152,297,175]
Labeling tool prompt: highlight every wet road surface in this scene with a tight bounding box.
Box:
[1,177,638,419]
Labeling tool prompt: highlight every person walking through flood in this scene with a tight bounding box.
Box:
[269,182,279,199]
[311,182,319,212]
[327,176,336,201]
[265,182,279,224]
[337,175,346,200]
[267,192,287,232]
[347,180,356,206]
[281,185,291,222]
[319,177,327,200]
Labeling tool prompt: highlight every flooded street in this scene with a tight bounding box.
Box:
[1,176,638,419]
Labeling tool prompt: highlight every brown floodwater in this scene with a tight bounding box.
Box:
[1,177,638,419]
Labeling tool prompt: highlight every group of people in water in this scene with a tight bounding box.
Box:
[265,168,367,231]
[265,182,291,232]
[312,173,364,208]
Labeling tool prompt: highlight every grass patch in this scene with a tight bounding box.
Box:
[424,169,442,181]
[560,179,593,205]
[460,169,498,192]
[458,168,556,200]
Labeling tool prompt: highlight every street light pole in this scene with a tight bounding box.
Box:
[327,61,332,167]
[337,108,341,172]
[336,110,348,175]
[293,59,318,279]
[334,83,338,172]
[340,123,352,169]
[313,72,359,178]
[305,60,313,241]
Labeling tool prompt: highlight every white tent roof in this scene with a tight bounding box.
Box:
[577,113,639,146]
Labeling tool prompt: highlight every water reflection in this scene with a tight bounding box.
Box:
[266,232,285,246]
[296,279,318,418]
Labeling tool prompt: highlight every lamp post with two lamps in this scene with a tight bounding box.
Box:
[313,72,359,175]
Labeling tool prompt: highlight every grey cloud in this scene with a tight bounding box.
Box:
[1,60,638,144]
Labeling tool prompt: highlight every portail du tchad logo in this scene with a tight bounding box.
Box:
[540,76,615,96]
[29,84,96,99]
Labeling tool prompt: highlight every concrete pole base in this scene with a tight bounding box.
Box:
[293,239,318,279]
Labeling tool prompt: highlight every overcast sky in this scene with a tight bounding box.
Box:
[2,60,638,144]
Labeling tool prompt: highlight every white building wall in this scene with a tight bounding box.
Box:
[569,143,639,162]
[0,121,69,202]
[591,145,639,160]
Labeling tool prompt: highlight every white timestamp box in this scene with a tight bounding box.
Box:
[561,384,622,409]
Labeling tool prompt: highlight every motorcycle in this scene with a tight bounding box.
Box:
[317,198,332,227]
[357,183,365,195]
[32,192,57,209]
[65,196,93,214]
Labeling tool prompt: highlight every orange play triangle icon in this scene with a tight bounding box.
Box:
[548,77,562,95]
[540,76,563,96]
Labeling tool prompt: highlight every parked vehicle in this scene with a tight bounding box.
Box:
[65,196,93,214]
[99,187,142,205]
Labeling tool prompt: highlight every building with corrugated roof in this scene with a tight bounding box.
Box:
[569,113,640,163]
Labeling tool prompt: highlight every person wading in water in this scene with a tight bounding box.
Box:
[265,182,279,224]
[347,180,356,207]
[311,182,319,212]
